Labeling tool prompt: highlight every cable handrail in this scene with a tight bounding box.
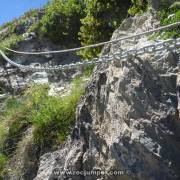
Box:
[0,37,180,71]
[0,21,180,55]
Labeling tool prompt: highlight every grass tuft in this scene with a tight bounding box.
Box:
[0,80,85,176]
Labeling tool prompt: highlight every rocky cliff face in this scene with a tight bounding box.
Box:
[35,13,180,180]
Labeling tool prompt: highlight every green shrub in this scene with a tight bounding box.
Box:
[128,0,148,16]
[151,3,180,40]
[0,96,33,155]
[22,9,39,19]
[78,0,131,59]
[0,34,25,55]
[0,9,39,41]
[0,87,4,94]
[83,64,95,77]
[0,81,84,155]
[0,0,131,60]
[1,34,24,48]
[0,153,7,178]
[30,83,84,147]
[35,0,84,46]
[0,9,40,55]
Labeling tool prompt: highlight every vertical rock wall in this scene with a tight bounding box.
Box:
[35,13,180,180]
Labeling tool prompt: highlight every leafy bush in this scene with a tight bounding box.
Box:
[0,34,24,49]
[0,80,84,175]
[0,153,7,178]
[0,87,4,94]
[35,0,84,46]
[0,9,39,41]
[151,2,180,40]
[0,9,41,56]
[83,64,95,77]
[0,34,25,56]
[128,0,148,16]
[0,0,131,60]
[0,9,38,54]
[0,80,84,157]
[30,82,84,147]
[78,0,131,59]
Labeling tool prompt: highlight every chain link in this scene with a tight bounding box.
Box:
[0,38,180,71]
[1,21,180,55]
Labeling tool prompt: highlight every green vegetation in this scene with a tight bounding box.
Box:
[0,9,39,37]
[150,2,180,40]
[83,64,96,77]
[32,81,84,146]
[128,0,148,16]
[36,0,84,46]
[0,0,179,178]
[2,82,84,149]
[30,0,130,58]
[78,0,131,59]
[0,9,40,54]
[158,2,180,39]
[0,87,4,94]
[0,80,85,176]
[3,0,178,59]
[0,34,24,50]
[0,154,7,178]
[0,0,131,59]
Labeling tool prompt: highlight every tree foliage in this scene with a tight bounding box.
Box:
[128,0,148,16]
[157,2,180,39]
[78,0,131,59]
[0,0,132,59]
[38,0,85,46]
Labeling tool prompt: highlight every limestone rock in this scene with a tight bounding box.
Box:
[35,12,180,180]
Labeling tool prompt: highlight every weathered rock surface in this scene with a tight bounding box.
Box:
[35,13,180,180]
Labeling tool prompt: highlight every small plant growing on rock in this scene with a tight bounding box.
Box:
[128,0,148,16]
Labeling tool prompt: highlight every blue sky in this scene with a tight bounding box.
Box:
[0,0,49,25]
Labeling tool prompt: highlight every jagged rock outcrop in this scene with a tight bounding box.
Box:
[35,12,180,180]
